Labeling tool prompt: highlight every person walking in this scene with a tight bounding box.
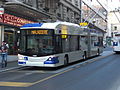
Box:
[0,41,8,68]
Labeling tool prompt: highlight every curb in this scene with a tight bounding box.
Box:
[0,66,23,73]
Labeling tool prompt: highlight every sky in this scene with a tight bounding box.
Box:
[108,0,120,11]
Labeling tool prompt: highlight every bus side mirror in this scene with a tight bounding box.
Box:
[94,42,99,46]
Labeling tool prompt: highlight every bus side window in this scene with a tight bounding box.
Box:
[55,35,62,53]
[62,36,70,52]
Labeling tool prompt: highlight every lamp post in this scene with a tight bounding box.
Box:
[0,7,4,45]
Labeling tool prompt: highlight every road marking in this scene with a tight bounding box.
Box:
[29,53,114,87]
[31,68,74,86]
[0,68,73,87]
[0,52,114,87]
[0,82,32,87]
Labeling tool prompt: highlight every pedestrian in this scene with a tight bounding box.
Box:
[0,41,8,68]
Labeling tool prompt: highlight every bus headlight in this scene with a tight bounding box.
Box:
[19,56,23,60]
[48,57,52,60]
[18,54,24,60]
[44,57,59,64]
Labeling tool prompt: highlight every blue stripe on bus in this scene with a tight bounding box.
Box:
[113,42,118,46]
[44,57,59,64]
[18,62,26,64]
[24,57,28,61]
[21,23,43,28]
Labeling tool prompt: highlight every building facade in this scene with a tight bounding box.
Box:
[108,10,120,37]
[39,0,81,23]
[55,0,81,23]
[106,0,120,45]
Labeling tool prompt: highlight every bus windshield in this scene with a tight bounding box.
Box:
[19,29,55,56]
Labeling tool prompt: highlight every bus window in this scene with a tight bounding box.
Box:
[55,35,62,53]
[19,35,55,56]
[69,36,79,51]
[62,36,70,52]
[91,36,98,48]
[80,36,88,50]
[98,37,103,47]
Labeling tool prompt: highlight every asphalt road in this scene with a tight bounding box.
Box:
[0,47,120,90]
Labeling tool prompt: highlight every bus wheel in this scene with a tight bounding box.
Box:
[64,55,69,66]
[83,51,87,60]
[115,51,119,54]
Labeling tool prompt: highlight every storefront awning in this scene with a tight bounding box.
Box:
[3,2,51,21]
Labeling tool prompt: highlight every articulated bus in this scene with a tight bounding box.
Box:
[18,22,103,67]
[113,33,120,53]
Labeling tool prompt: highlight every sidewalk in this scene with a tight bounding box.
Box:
[0,55,19,72]
[7,55,18,62]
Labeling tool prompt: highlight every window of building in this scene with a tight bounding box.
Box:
[74,0,78,6]
[114,26,117,30]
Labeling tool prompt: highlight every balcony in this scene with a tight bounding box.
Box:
[3,1,51,21]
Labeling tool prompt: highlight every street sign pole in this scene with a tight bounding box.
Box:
[0,8,4,45]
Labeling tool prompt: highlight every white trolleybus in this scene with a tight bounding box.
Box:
[113,33,120,53]
[18,22,103,67]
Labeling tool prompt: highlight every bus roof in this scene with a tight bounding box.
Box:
[20,22,80,29]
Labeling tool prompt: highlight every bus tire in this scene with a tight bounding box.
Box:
[97,49,100,56]
[115,51,119,54]
[64,55,69,66]
[83,51,87,60]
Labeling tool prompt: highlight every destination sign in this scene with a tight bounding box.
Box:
[31,30,48,34]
